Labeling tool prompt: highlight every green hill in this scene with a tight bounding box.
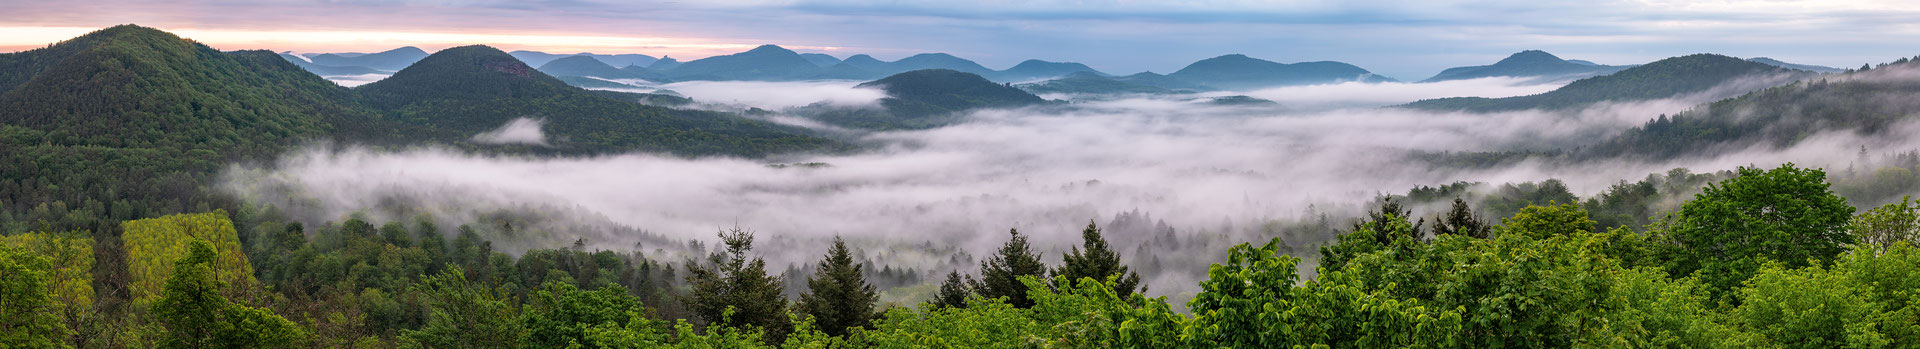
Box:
[1403,54,1799,112]
[802,69,1050,129]
[356,45,831,156]
[1586,58,1920,159]
[0,24,377,233]
[1421,50,1628,82]
[1168,54,1394,89]
[989,60,1104,82]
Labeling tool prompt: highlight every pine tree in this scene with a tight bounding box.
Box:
[796,236,879,337]
[683,227,789,342]
[968,229,1047,308]
[1052,221,1144,296]
[932,271,971,308]
[1432,198,1491,239]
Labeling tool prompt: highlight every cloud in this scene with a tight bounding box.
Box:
[323,73,390,87]
[471,117,551,146]
[655,80,887,109]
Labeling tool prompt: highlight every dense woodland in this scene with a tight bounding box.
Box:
[8,25,1920,348]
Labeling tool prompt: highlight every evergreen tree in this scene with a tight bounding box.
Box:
[1432,198,1491,239]
[683,227,789,342]
[1052,221,1143,296]
[969,229,1047,308]
[796,236,879,337]
[932,271,971,308]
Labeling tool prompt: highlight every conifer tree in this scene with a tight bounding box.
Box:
[932,271,971,308]
[796,236,879,337]
[1432,198,1492,239]
[684,227,789,342]
[968,229,1047,308]
[1052,221,1143,296]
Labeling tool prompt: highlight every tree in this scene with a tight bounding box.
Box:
[399,267,525,349]
[523,282,649,348]
[1187,238,1462,347]
[0,246,71,348]
[931,271,970,309]
[969,229,1047,308]
[1431,198,1491,238]
[1849,196,1919,252]
[1495,203,1597,240]
[1051,221,1143,296]
[152,239,306,348]
[796,236,879,337]
[1317,206,1420,273]
[683,227,789,342]
[1660,164,1856,297]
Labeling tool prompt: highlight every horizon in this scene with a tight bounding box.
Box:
[5,1,1916,80]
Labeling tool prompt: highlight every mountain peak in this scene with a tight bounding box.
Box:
[745,44,797,55]
[358,44,574,108]
[1495,50,1567,65]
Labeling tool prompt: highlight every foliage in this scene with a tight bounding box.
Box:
[1851,196,1920,252]
[1494,202,1597,240]
[1188,238,1464,348]
[397,267,526,349]
[969,229,1048,308]
[1659,164,1856,298]
[931,271,970,309]
[1052,221,1143,297]
[122,211,257,306]
[0,245,72,348]
[683,227,789,342]
[795,237,879,337]
[151,239,306,348]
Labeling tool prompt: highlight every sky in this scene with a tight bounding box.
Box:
[4,0,1920,80]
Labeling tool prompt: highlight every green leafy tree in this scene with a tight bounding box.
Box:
[398,267,525,349]
[1051,221,1144,296]
[1661,164,1856,297]
[522,282,650,348]
[1732,264,1891,348]
[151,239,306,348]
[1187,238,1463,348]
[683,227,788,342]
[931,271,970,309]
[1850,197,1920,252]
[1495,202,1597,240]
[0,246,71,348]
[968,229,1047,308]
[795,236,878,337]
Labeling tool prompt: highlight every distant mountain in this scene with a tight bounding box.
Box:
[510,50,658,69]
[652,47,1100,83]
[660,45,821,81]
[800,53,841,67]
[1018,71,1176,95]
[1421,50,1629,83]
[357,45,828,155]
[990,60,1104,82]
[648,56,683,71]
[0,25,377,213]
[538,55,642,79]
[1585,59,1920,159]
[1746,57,1844,73]
[802,69,1049,129]
[279,53,385,76]
[1403,54,1803,112]
[308,46,429,71]
[1168,54,1394,90]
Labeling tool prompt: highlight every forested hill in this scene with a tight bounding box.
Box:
[0,25,378,234]
[0,25,834,249]
[354,44,833,156]
[1403,54,1804,112]
[1585,57,1920,159]
[801,69,1052,129]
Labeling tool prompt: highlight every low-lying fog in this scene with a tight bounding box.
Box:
[230,73,1912,300]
